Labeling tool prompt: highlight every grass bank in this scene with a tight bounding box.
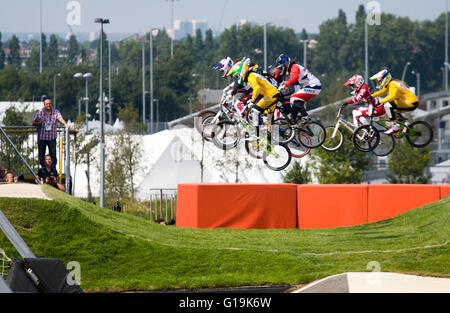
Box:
[0,184,448,291]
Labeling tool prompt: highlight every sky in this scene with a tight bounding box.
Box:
[0,0,447,36]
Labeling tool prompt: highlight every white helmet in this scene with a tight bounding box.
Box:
[212,57,234,78]
[370,69,392,90]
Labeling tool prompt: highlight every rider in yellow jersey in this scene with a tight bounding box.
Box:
[370,69,419,134]
[228,57,281,127]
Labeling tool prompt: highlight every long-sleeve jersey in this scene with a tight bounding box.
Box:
[285,63,321,88]
[371,80,418,108]
[223,80,251,96]
[247,72,279,103]
[347,84,377,106]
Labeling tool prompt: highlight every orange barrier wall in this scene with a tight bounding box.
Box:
[367,184,441,223]
[439,185,450,199]
[177,184,298,229]
[176,184,447,229]
[297,185,368,229]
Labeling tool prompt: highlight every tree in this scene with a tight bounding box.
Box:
[214,144,253,183]
[47,34,59,67]
[40,33,48,69]
[283,161,312,184]
[0,32,5,70]
[193,28,204,57]
[309,130,371,184]
[67,34,79,66]
[0,106,32,174]
[104,103,146,202]
[0,66,21,100]
[105,140,130,201]
[70,114,99,197]
[299,28,308,40]
[26,48,40,73]
[8,35,21,69]
[386,140,432,184]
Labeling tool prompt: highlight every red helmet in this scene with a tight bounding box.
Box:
[344,74,364,92]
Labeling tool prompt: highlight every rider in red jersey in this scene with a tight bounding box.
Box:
[343,74,386,127]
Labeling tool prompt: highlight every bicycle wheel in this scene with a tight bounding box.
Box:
[194,110,216,135]
[200,114,217,141]
[352,125,380,152]
[263,143,292,171]
[406,121,433,148]
[298,121,326,148]
[271,117,296,144]
[288,132,311,158]
[211,120,240,150]
[321,126,344,152]
[373,131,395,157]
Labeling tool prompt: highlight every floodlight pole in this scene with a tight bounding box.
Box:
[95,18,109,208]
[39,0,43,74]
[142,41,146,125]
[263,23,267,71]
[300,40,309,67]
[446,0,449,91]
[365,21,369,83]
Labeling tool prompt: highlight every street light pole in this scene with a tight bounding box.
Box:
[442,66,446,90]
[299,40,309,67]
[263,22,267,71]
[412,70,421,99]
[53,73,61,109]
[142,41,146,125]
[74,72,93,199]
[446,0,449,91]
[108,40,112,125]
[150,29,157,134]
[39,0,42,74]
[401,62,411,82]
[167,0,176,58]
[365,20,369,83]
[95,17,110,209]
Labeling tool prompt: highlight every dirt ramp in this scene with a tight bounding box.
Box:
[0,184,51,200]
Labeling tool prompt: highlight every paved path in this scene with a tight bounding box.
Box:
[292,272,450,293]
[0,183,51,200]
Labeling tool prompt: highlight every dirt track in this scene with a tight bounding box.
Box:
[0,183,51,200]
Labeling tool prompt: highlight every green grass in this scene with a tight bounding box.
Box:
[0,184,448,292]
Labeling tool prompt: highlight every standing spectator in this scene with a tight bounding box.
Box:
[32,98,69,172]
[0,166,6,182]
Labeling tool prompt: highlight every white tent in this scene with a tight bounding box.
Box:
[429,159,450,184]
[71,126,302,201]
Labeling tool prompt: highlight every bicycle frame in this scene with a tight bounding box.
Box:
[329,105,357,137]
[372,118,415,138]
[248,127,280,158]
[211,94,253,124]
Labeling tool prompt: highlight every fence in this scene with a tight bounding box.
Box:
[177,183,445,229]
[0,126,77,190]
[149,188,177,222]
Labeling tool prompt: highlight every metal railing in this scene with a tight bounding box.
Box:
[149,188,177,222]
[0,248,11,280]
[0,126,77,192]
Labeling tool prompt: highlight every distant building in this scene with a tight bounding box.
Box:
[170,19,208,40]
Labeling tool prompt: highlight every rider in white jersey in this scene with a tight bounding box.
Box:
[275,54,322,124]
